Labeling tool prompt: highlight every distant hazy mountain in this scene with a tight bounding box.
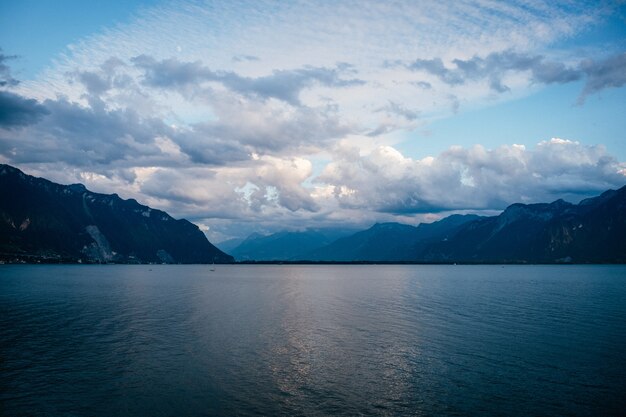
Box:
[215,237,246,254]
[0,164,233,263]
[423,186,626,263]
[230,229,356,261]
[304,215,480,261]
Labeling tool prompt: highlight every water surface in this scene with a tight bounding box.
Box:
[1,265,625,416]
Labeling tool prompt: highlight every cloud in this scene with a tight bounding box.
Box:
[71,58,130,97]
[579,52,626,103]
[132,55,364,105]
[317,139,626,214]
[11,2,621,158]
[0,96,171,165]
[405,49,626,102]
[0,51,19,87]
[136,154,319,220]
[197,91,353,154]
[0,52,50,128]
[0,89,267,168]
[407,50,582,92]
[377,101,420,121]
[3,1,625,240]
[232,55,259,62]
[0,91,49,128]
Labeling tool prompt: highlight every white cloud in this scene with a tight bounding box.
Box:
[317,139,626,213]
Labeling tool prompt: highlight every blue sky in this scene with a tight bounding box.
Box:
[0,0,159,78]
[1,0,625,241]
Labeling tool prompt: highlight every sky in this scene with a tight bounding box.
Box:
[1,0,625,242]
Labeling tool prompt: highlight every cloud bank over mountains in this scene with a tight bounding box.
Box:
[1,0,625,240]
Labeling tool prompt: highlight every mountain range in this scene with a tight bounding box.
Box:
[2,163,625,264]
[0,164,233,263]
[420,189,626,263]
[226,187,626,263]
[222,228,356,261]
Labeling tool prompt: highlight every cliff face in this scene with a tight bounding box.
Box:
[0,164,233,263]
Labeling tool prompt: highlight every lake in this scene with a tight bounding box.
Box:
[1,264,625,416]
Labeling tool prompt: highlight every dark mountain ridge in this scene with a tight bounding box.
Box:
[0,164,233,263]
[422,187,626,263]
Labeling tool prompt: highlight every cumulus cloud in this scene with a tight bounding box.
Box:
[317,139,626,214]
[136,155,319,221]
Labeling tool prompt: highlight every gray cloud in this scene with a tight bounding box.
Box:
[132,55,364,105]
[0,91,258,168]
[71,58,131,98]
[406,50,626,101]
[200,96,352,154]
[409,57,465,85]
[377,101,420,121]
[0,52,49,127]
[77,71,111,96]
[1,55,353,175]
[0,51,19,87]
[173,127,250,165]
[0,96,170,166]
[579,52,626,103]
[232,55,259,62]
[131,55,209,88]
[0,91,49,128]
[411,81,432,89]
[408,51,582,92]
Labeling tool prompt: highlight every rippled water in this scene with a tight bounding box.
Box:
[1,265,625,416]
